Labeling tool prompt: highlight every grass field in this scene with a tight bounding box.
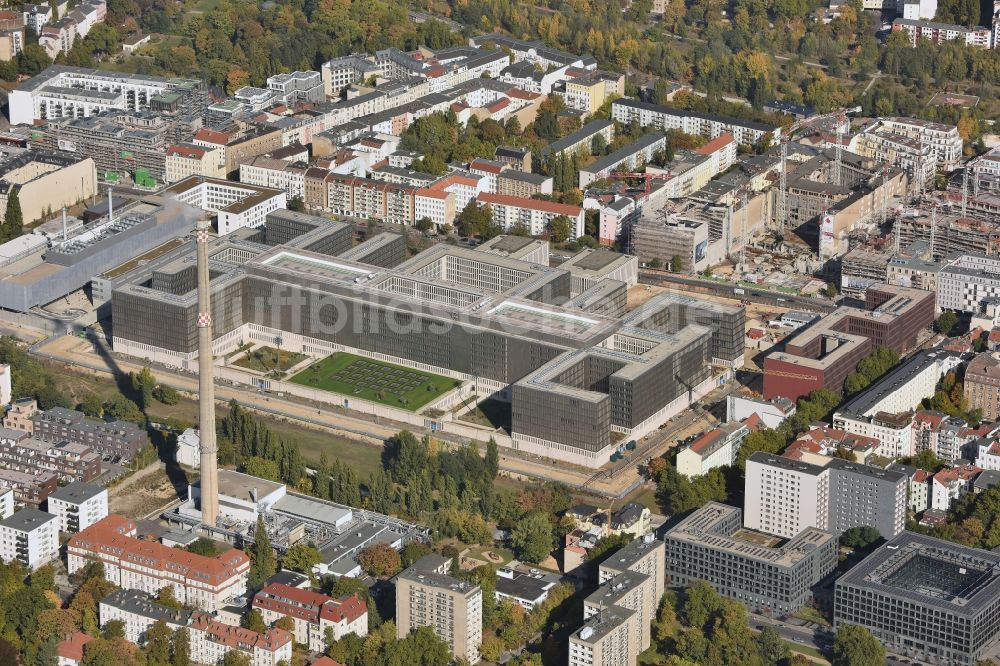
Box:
[289,352,461,411]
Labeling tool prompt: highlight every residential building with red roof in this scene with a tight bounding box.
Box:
[675,421,749,478]
[99,588,291,666]
[57,632,93,666]
[165,142,225,183]
[67,515,249,611]
[931,464,982,511]
[253,582,368,651]
[476,191,584,238]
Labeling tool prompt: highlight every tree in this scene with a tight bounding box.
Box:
[2,188,23,242]
[130,367,156,410]
[172,628,190,666]
[274,616,294,632]
[357,542,402,577]
[157,585,182,609]
[415,217,434,233]
[399,541,432,568]
[144,620,173,666]
[153,384,180,405]
[670,255,683,272]
[548,215,573,242]
[832,624,885,666]
[249,516,275,590]
[104,394,143,422]
[936,311,957,335]
[591,133,608,155]
[511,511,553,564]
[222,652,251,666]
[185,538,219,557]
[649,258,663,269]
[242,456,280,482]
[102,620,125,639]
[244,609,267,634]
[78,395,104,418]
[281,542,322,574]
[840,526,883,549]
[485,438,499,480]
[287,196,305,212]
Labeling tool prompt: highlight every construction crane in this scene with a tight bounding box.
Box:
[775,106,862,235]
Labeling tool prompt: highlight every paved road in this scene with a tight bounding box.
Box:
[638,270,837,314]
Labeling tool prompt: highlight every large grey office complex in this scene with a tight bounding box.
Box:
[663,502,837,614]
[835,532,1000,665]
[110,215,743,466]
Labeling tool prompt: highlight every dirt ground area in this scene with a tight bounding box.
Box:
[109,462,195,519]
[626,283,790,334]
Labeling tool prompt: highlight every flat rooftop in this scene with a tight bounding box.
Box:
[837,531,1000,614]
[665,502,836,569]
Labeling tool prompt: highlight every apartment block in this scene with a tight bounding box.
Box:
[664,503,837,614]
[539,119,614,161]
[866,116,963,171]
[0,508,58,570]
[676,421,749,478]
[745,451,906,539]
[46,481,108,534]
[578,133,667,189]
[965,352,1000,422]
[99,589,292,666]
[31,404,147,463]
[496,170,553,199]
[396,555,483,663]
[476,192,584,238]
[0,468,58,509]
[892,18,992,49]
[611,98,779,146]
[0,487,12,520]
[67,515,249,611]
[0,427,100,482]
[165,143,225,183]
[252,583,368,652]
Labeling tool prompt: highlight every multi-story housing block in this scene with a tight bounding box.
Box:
[46,481,108,533]
[864,117,963,171]
[67,515,250,611]
[892,18,993,49]
[0,487,12,520]
[252,583,367,652]
[0,468,58,509]
[965,352,1000,422]
[745,451,907,539]
[476,192,584,238]
[0,507,58,570]
[0,427,101,482]
[99,589,293,666]
[267,71,324,106]
[611,98,779,146]
[31,405,146,463]
[9,66,206,126]
[396,555,483,663]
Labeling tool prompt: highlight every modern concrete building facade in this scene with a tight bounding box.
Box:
[664,503,837,614]
[763,284,935,400]
[835,532,1000,665]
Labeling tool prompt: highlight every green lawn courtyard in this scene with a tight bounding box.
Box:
[289,352,461,411]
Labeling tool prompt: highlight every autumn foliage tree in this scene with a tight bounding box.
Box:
[357,543,402,578]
